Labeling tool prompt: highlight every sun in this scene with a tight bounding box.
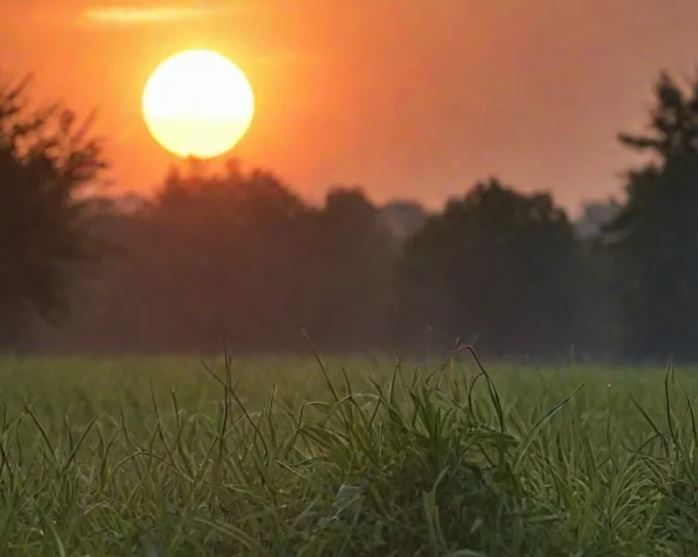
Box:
[142,49,255,159]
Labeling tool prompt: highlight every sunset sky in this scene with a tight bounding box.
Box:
[3,0,698,211]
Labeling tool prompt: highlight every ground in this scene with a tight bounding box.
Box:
[0,353,695,556]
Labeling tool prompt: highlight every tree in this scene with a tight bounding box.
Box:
[302,187,400,349]
[604,73,698,359]
[41,172,403,353]
[399,179,589,356]
[127,163,311,351]
[0,77,106,347]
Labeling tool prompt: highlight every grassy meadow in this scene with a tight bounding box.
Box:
[0,352,696,556]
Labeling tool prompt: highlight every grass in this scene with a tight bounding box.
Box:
[0,350,696,555]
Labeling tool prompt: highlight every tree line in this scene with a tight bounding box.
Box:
[2,71,698,359]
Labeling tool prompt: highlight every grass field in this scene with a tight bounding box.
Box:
[0,350,696,556]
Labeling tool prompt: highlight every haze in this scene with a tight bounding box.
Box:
[2,0,698,210]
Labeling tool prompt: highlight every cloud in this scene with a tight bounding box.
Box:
[81,5,241,26]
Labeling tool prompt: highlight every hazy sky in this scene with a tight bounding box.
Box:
[2,0,698,211]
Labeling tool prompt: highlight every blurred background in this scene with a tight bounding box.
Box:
[3,1,698,360]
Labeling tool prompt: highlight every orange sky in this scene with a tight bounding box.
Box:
[3,0,698,211]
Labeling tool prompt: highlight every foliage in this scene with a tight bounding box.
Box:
[46,166,399,352]
[605,73,698,359]
[0,77,106,347]
[399,179,592,355]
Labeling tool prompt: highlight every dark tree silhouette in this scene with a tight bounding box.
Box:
[400,179,589,356]
[604,73,698,359]
[127,163,310,351]
[302,187,400,349]
[0,78,106,347]
[47,166,402,353]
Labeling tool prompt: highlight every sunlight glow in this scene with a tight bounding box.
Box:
[142,50,255,159]
[83,6,238,25]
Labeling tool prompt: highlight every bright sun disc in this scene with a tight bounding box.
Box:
[142,49,255,159]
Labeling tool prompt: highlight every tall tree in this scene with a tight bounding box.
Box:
[400,179,589,356]
[604,73,698,359]
[0,78,106,347]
